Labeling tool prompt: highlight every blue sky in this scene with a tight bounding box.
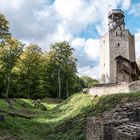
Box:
[0,0,140,79]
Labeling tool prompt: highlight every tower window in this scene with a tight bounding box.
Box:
[117,43,120,47]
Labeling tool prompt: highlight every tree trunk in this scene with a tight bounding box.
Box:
[58,68,61,99]
[6,72,11,98]
[66,81,69,98]
[27,66,30,99]
[5,72,13,109]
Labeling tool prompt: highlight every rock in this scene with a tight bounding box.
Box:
[86,102,140,140]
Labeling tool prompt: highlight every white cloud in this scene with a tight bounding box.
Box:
[54,0,98,33]
[71,38,99,61]
[120,0,131,10]
[71,38,85,51]
[84,39,99,61]
[0,0,134,78]
[78,66,99,79]
[0,0,132,46]
[129,2,140,17]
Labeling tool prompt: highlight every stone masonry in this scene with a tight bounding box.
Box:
[86,102,140,140]
[100,9,137,83]
[100,28,135,83]
[88,80,140,97]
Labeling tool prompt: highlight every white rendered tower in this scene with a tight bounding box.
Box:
[99,9,139,84]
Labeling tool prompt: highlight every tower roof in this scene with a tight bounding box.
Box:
[108,9,124,18]
[108,9,125,30]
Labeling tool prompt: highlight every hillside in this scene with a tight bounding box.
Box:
[0,92,140,140]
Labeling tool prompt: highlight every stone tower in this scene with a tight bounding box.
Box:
[100,9,139,84]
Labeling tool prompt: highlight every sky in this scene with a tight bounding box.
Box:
[0,0,140,79]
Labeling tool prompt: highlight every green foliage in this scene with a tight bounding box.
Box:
[0,94,93,140]
[92,92,140,115]
[46,93,93,140]
[0,92,140,140]
[0,13,97,100]
[16,44,43,99]
[0,98,46,113]
[0,39,84,99]
[0,38,24,98]
[80,76,99,88]
[0,13,11,39]
[43,41,78,99]
[46,92,140,139]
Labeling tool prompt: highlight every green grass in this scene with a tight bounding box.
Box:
[0,92,140,140]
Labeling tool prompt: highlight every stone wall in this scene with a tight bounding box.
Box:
[86,102,140,140]
[109,29,136,83]
[88,80,140,97]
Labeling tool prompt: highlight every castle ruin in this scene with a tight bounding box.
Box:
[100,9,140,84]
[88,9,140,101]
[87,9,140,140]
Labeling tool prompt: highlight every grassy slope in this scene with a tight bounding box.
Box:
[0,92,140,140]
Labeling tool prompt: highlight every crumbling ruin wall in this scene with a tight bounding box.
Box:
[88,80,140,96]
[86,102,140,140]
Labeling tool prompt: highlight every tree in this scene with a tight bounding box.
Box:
[0,38,23,108]
[0,13,91,100]
[0,13,11,39]
[72,75,85,93]
[0,38,24,98]
[17,44,43,98]
[46,41,77,99]
[80,76,98,88]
